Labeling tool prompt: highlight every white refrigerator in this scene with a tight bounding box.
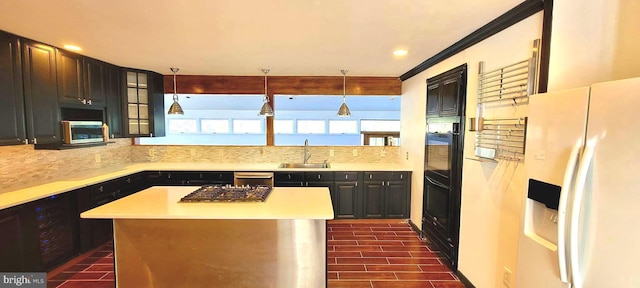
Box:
[515,77,640,288]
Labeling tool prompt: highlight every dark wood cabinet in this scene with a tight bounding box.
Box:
[83,58,107,107]
[0,31,26,146]
[363,181,385,218]
[426,64,466,117]
[57,51,106,108]
[385,180,408,219]
[274,172,305,187]
[334,172,361,219]
[363,172,410,219]
[426,82,440,116]
[123,69,165,137]
[0,204,41,272]
[56,49,84,106]
[105,64,123,138]
[77,183,114,253]
[147,171,233,186]
[22,39,60,145]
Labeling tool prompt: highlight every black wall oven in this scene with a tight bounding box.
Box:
[423,116,463,269]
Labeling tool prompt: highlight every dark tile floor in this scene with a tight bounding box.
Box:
[46,220,464,288]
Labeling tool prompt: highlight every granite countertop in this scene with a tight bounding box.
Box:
[81,186,334,220]
[0,162,411,210]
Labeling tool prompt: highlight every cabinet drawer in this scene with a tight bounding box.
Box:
[203,172,234,183]
[364,171,407,181]
[335,172,360,181]
[274,172,305,182]
[304,172,334,181]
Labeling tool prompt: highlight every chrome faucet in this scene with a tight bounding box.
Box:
[303,139,311,164]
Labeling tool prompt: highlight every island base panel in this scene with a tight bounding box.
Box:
[113,219,326,288]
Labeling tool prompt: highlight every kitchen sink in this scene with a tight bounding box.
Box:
[279,163,330,169]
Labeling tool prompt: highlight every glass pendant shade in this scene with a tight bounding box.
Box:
[337,69,351,117]
[168,67,184,115]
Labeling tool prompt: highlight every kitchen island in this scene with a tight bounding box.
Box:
[81,186,334,288]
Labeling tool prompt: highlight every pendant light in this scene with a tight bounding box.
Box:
[337,69,351,117]
[168,67,184,115]
[259,68,274,116]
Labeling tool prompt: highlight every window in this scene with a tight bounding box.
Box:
[139,94,266,145]
[297,120,326,134]
[201,119,230,134]
[329,120,358,134]
[273,95,401,146]
[274,120,294,134]
[233,119,262,134]
[360,120,400,132]
[168,119,197,134]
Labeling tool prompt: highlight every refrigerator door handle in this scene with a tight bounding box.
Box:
[569,137,597,288]
[557,140,583,283]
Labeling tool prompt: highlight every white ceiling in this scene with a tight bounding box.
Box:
[0,0,523,77]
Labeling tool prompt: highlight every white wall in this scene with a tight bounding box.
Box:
[548,0,640,91]
[400,12,543,288]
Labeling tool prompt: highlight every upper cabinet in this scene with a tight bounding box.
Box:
[426,64,467,118]
[57,50,106,108]
[0,31,26,146]
[21,39,60,145]
[83,58,107,107]
[123,69,164,137]
[104,64,123,138]
[56,50,84,106]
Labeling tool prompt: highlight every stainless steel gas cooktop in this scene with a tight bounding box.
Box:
[178,185,273,203]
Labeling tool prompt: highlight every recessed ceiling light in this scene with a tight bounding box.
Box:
[393,49,408,56]
[64,45,82,51]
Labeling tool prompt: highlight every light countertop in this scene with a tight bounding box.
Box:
[0,162,410,210]
[81,186,334,220]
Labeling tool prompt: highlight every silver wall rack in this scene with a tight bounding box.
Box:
[471,117,527,161]
[477,39,540,105]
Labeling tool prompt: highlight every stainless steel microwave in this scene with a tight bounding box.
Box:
[61,121,104,144]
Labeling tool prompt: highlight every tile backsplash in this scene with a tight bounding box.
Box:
[0,141,400,192]
[130,145,400,164]
[0,139,133,191]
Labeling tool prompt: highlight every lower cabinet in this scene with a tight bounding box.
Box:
[274,172,305,187]
[363,172,410,219]
[334,172,362,219]
[277,171,409,219]
[147,171,233,186]
[77,173,150,253]
[0,204,41,272]
[0,193,79,272]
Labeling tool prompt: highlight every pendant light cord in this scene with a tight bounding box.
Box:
[171,67,179,101]
[341,69,348,103]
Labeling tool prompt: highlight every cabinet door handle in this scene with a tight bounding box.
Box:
[400,174,403,179]
[381,181,384,186]
[369,174,372,180]
[355,182,358,187]
[317,175,321,180]
[288,174,291,180]
[345,174,348,180]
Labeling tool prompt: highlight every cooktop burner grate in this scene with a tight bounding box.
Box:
[179,185,273,202]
